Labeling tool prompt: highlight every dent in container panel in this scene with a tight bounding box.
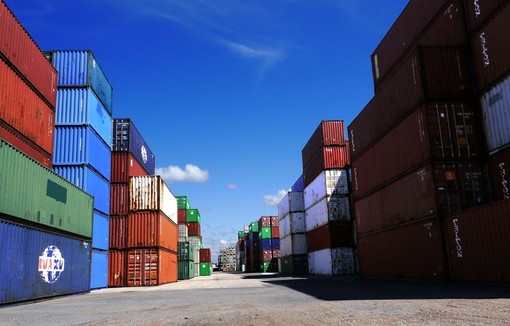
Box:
[113,118,155,175]
[301,120,346,167]
[481,74,510,154]
[489,146,510,201]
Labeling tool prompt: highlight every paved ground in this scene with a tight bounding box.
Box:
[1,272,510,325]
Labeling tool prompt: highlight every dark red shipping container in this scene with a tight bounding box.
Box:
[371,0,467,91]
[489,146,510,201]
[303,145,350,188]
[0,0,57,107]
[199,248,211,262]
[357,218,447,280]
[0,120,51,168]
[109,215,128,249]
[108,249,127,287]
[0,58,55,155]
[352,102,483,199]
[187,222,201,236]
[127,212,177,252]
[270,216,279,227]
[111,152,149,183]
[260,250,275,261]
[302,120,346,168]
[306,221,355,253]
[271,226,280,238]
[444,199,510,283]
[177,209,186,223]
[464,0,507,34]
[258,216,271,228]
[355,162,487,235]
[350,46,471,161]
[127,248,177,286]
[470,3,510,93]
[110,183,129,216]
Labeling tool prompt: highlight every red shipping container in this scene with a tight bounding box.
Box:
[350,46,471,161]
[470,3,510,93]
[303,145,350,188]
[127,248,177,286]
[110,183,129,216]
[352,102,483,199]
[177,209,187,223]
[258,216,271,228]
[187,222,201,236]
[127,212,178,252]
[108,249,127,287]
[260,249,273,261]
[307,221,354,253]
[271,226,280,238]
[444,199,510,283]
[302,120,346,167]
[199,248,211,262]
[489,147,510,201]
[0,0,57,107]
[0,120,51,168]
[0,59,55,155]
[272,249,281,258]
[464,0,507,34]
[111,152,149,183]
[109,215,128,249]
[270,216,279,227]
[358,218,447,280]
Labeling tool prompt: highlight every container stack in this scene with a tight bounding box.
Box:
[176,196,196,280]
[45,50,113,290]
[302,120,356,276]
[177,241,195,280]
[257,216,279,272]
[236,230,246,272]
[244,221,260,272]
[185,208,203,276]
[219,246,237,271]
[199,248,212,276]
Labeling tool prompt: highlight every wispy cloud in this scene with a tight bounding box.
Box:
[264,189,288,207]
[156,164,209,183]
[227,183,237,190]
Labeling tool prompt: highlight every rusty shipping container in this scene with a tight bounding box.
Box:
[308,247,356,276]
[444,199,510,283]
[109,215,127,249]
[0,0,57,107]
[489,146,510,201]
[306,221,355,253]
[350,46,471,161]
[111,152,149,183]
[481,74,510,154]
[110,183,129,216]
[303,146,351,188]
[0,58,55,155]
[279,212,306,238]
[358,218,446,279]
[127,212,177,252]
[108,249,127,287]
[352,102,483,199]
[371,0,467,90]
[355,162,487,235]
[199,248,211,262]
[470,3,510,93]
[464,0,507,34]
[301,120,346,167]
[127,248,177,286]
[129,176,177,224]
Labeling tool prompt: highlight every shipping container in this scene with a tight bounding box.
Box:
[489,146,510,201]
[127,248,177,286]
[127,212,177,252]
[270,216,279,227]
[350,46,471,160]
[249,221,259,233]
[90,249,108,289]
[259,227,272,239]
[302,120,346,167]
[291,175,305,192]
[470,3,510,93]
[279,212,306,238]
[271,226,279,238]
[258,216,272,228]
[92,211,109,251]
[108,249,127,287]
[187,222,201,236]
[53,165,110,216]
[260,238,272,250]
[199,248,211,262]
[53,125,111,181]
[110,183,128,216]
[55,88,112,148]
[0,1,57,107]
[199,262,212,276]
[129,176,177,224]
[278,191,305,220]
[305,195,351,231]
[113,119,155,175]
[178,222,188,239]
[0,218,91,304]
[371,0,467,90]
[303,146,350,187]
[178,260,195,280]
[280,233,308,256]
[261,260,278,273]
[279,255,308,275]
[0,119,51,168]
[185,208,201,224]
[0,139,94,238]
[481,74,510,154]
[272,238,280,250]
[308,248,334,276]
[177,196,191,209]
[48,50,113,114]
[178,209,187,223]
[357,218,447,280]
[352,102,483,198]
[306,221,355,252]
[0,58,55,155]
[110,152,149,183]
[178,242,194,261]
[464,0,507,34]
[444,199,510,283]
[109,215,127,249]
[304,169,350,209]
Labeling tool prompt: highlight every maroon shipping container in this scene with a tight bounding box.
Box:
[306,221,355,253]
[271,226,280,238]
[350,46,471,161]
[0,120,52,168]
[371,0,467,91]
[258,216,271,228]
[444,199,510,283]
[177,209,187,223]
[127,248,177,286]
[187,222,201,236]
[0,0,57,107]
[464,0,507,34]
[302,120,346,167]
[199,248,211,262]
[352,102,483,199]
[110,183,129,216]
[355,162,487,235]
[111,152,149,183]
[0,58,55,155]
[470,3,510,93]
[489,146,510,201]
[260,249,274,262]
[109,215,128,249]
[270,216,279,227]
[127,212,178,252]
[108,249,127,287]
[357,218,447,280]
[303,145,350,188]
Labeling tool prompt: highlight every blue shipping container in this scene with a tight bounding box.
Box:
[53,165,110,215]
[261,238,272,250]
[53,125,111,181]
[90,249,108,289]
[92,210,109,251]
[0,218,91,305]
[291,175,305,192]
[49,50,113,115]
[272,238,280,250]
[55,88,113,148]
[112,118,155,175]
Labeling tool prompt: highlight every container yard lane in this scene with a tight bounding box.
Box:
[1,272,510,326]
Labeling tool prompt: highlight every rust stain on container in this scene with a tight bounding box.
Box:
[127,212,177,252]
[127,248,177,286]
[108,249,127,287]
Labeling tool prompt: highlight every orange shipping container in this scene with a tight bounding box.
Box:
[111,152,149,183]
[127,212,177,252]
[110,183,129,216]
[108,249,127,287]
[127,248,177,286]
[109,215,128,249]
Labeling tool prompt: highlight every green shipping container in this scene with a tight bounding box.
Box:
[238,231,245,239]
[178,241,194,261]
[199,262,212,276]
[259,227,271,239]
[261,259,278,272]
[186,209,201,223]
[249,221,259,233]
[0,140,94,238]
[178,260,195,280]
[177,196,191,209]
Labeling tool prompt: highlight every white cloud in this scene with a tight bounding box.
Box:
[264,189,288,207]
[225,42,285,61]
[156,164,209,183]
[227,183,237,190]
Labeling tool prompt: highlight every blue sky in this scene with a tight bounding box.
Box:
[8,0,408,262]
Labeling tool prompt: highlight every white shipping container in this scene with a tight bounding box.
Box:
[305,196,351,231]
[178,223,188,238]
[481,74,510,153]
[331,247,356,275]
[308,248,333,276]
[280,233,308,256]
[279,212,306,238]
[304,169,350,209]
[278,191,305,220]
[129,176,178,224]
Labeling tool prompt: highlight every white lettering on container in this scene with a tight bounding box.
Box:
[452,218,463,258]
[350,129,356,152]
[499,162,509,200]
[479,32,490,67]
[473,0,481,17]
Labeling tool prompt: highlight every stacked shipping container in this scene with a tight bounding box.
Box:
[199,248,212,276]
[259,216,280,272]
[177,196,196,279]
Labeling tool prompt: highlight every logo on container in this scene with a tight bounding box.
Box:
[452,219,463,258]
[141,145,148,163]
[498,162,509,200]
[479,32,490,67]
[38,245,65,283]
